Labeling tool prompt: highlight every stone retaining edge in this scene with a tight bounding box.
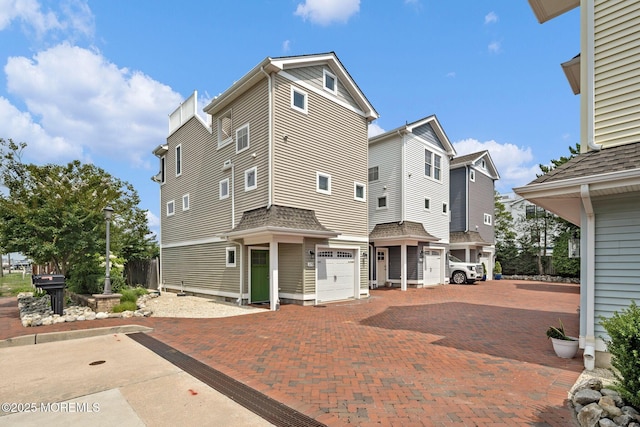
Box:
[0,325,154,348]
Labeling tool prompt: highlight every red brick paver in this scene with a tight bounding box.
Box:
[1,280,582,426]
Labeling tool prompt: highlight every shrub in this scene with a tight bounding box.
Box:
[111,301,137,313]
[119,288,139,303]
[600,300,640,407]
[494,261,502,274]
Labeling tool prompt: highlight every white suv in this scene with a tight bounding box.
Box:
[448,254,483,284]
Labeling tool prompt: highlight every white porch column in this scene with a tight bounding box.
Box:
[269,240,279,311]
[401,243,407,291]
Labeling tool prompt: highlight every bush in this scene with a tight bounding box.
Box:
[111,301,137,313]
[600,300,640,407]
[119,287,145,303]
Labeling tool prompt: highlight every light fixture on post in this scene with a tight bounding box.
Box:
[103,206,114,295]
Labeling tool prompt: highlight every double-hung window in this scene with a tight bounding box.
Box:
[425,149,442,181]
[245,167,257,191]
[368,166,379,182]
[236,124,249,153]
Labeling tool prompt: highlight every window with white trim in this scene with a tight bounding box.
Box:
[470,169,475,182]
[182,194,190,211]
[424,197,431,211]
[236,123,249,153]
[226,247,236,267]
[434,154,441,180]
[481,159,487,169]
[316,172,331,195]
[484,213,492,225]
[166,200,175,217]
[245,167,257,191]
[323,69,337,94]
[424,149,442,181]
[291,86,307,113]
[354,182,365,201]
[377,196,387,209]
[219,178,229,200]
[160,156,166,184]
[368,166,379,182]
[217,109,232,148]
[442,202,448,215]
[175,144,182,177]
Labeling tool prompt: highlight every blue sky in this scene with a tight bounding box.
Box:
[0,0,580,239]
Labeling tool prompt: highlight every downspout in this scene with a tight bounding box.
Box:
[399,129,406,221]
[580,184,596,370]
[260,67,274,207]
[465,166,470,232]
[238,242,243,306]
[231,163,235,226]
[585,0,602,152]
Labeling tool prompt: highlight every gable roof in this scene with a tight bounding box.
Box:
[450,150,500,180]
[514,142,640,225]
[204,52,378,121]
[368,115,456,157]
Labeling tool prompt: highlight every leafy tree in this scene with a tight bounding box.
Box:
[538,143,580,176]
[494,192,518,274]
[0,138,153,292]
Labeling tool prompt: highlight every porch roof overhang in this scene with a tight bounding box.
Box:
[223,226,339,242]
[449,231,490,249]
[369,221,439,246]
[527,0,579,23]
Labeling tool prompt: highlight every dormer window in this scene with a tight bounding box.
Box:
[323,69,337,94]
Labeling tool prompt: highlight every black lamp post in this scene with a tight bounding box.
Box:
[103,206,114,295]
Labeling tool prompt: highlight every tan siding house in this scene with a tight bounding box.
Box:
[154,53,378,310]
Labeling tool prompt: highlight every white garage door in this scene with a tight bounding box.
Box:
[316,249,356,302]
[424,250,441,286]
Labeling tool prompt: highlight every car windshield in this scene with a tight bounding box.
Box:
[448,255,463,263]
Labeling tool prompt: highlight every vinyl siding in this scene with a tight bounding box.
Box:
[285,65,360,111]
[594,0,640,147]
[449,168,467,232]
[279,243,303,294]
[594,193,640,338]
[368,136,403,230]
[162,242,240,295]
[404,134,450,241]
[469,170,495,244]
[412,122,445,151]
[272,73,369,237]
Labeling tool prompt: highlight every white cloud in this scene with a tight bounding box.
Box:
[368,122,385,137]
[146,210,160,228]
[282,39,291,52]
[0,0,93,40]
[4,43,183,167]
[484,11,498,25]
[453,138,540,192]
[294,0,360,25]
[446,71,456,78]
[488,41,501,54]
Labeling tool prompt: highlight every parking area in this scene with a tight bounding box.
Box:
[1,279,583,426]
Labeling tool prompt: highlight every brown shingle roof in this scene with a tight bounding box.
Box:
[450,151,488,167]
[529,142,640,185]
[450,231,489,244]
[369,221,439,241]
[230,205,335,234]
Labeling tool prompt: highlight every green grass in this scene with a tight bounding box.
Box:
[111,301,137,313]
[0,272,34,297]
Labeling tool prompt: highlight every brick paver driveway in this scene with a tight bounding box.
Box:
[1,279,582,426]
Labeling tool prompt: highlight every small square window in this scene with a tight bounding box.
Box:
[484,213,492,225]
[245,167,257,191]
[377,196,387,209]
[166,200,175,217]
[317,172,331,195]
[291,87,307,114]
[442,202,448,215]
[354,182,365,201]
[226,247,236,267]
[424,198,431,210]
[323,69,337,94]
[182,194,190,211]
[236,123,249,153]
[470,169,475,182]
[368,166,379,182]
[175,144,182,177]
[219,178,229,199]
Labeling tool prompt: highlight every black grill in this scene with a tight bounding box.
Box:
[128,333,326,427]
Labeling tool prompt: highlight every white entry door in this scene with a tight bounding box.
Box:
[376,249,388,286]
[424,250,441,286]
[316,249,356,302]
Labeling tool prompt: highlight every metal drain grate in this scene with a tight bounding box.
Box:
[128,333,326,427]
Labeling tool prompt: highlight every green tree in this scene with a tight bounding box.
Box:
[494,192,518,274]
[0,138,153,292]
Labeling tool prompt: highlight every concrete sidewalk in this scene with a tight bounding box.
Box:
[0,333,273,427]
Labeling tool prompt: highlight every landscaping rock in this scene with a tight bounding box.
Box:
[575,389,604,406]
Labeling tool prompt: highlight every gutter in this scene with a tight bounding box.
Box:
[580,183,596,370]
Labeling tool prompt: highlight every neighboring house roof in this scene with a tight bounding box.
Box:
[224,205,338,239]
[203,52,379,121]
[369,221,439,242]
[368,114,457,157]
[450,231,489,245]
[514,142,640,225]
[450,150,500,180]
[527,0,579,23]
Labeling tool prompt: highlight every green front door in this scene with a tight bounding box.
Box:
[251,250,269,303]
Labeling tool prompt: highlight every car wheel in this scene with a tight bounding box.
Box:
[452,271,467,284]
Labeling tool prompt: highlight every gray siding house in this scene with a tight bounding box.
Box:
[153,52,378,311]
[516,0,640,369]
[449,151,499,277]
[368,115,455,290]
